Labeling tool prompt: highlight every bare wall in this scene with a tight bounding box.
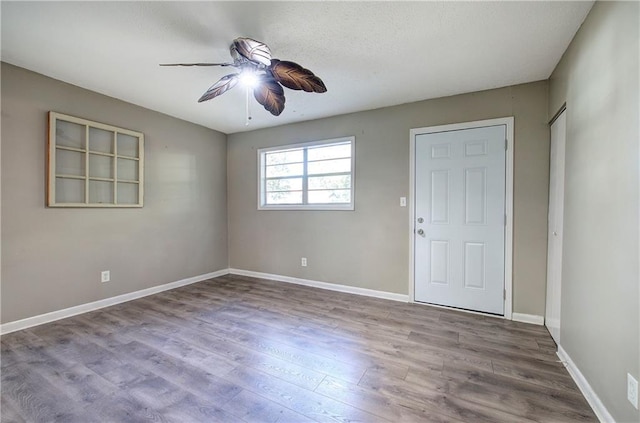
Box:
[1,63,228,324]
[549,2,639,421]
[228,81,549,316]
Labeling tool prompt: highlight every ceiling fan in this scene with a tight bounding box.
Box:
[160,37,327,118]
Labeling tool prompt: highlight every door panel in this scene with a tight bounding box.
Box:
[430,240,450,285]
[414,125,506,314]
[431,170,450,223]
[464,242,485,289]
[464,167,486,224]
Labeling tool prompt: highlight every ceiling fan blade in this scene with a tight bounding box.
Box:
[233,38,272,67]
[230,44,249,66]
[253,76,285,116]
[269,59,327,93]
[198,74,239,103]
[160,62,235,67]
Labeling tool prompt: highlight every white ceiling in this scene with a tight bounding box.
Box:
[1,1,593,134]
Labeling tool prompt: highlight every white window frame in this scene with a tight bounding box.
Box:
[257,136,355,211]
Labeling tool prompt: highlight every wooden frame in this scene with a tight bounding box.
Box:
[47,112,144,207]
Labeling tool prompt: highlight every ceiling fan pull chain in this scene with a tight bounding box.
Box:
[245,85,252,126]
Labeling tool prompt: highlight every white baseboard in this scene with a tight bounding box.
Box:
[229,268,409,303]
[557,345,614,422]
[0,269,230,335]
[511,312,544,325]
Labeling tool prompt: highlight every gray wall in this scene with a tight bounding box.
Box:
[1,63,228,324]
[549,2,639,422]
[228,81,550,317]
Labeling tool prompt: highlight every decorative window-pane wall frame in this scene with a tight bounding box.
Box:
[47,112,144,207]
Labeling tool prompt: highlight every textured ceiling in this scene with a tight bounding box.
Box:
[1,1,593,134]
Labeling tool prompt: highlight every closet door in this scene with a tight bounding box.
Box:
[545,109,566,344]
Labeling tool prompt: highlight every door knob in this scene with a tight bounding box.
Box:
[417,229,425,236]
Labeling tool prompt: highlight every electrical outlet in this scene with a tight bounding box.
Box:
[400,197,407,207]
[628,373,638,409]
[101,270,110,283]
[301,257,307,267]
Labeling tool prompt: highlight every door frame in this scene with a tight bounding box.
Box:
[409,117,514,319]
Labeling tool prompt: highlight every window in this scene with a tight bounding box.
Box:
[258,137,355,210]
[47,112,144,207]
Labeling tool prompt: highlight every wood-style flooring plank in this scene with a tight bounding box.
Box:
[221,389,317,423]
[437,362,597,422]
[1,274,596,422]
[156,392,244,423]
[0,394,27,423]
[223,366,385,423]
[315,374,464,423]
[1,361,91,423]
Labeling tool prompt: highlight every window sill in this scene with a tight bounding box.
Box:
[258,204,354,211]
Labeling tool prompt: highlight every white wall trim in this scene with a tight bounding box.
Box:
[409,117,514,319]
[229,268,410,303]
[557,346,614,423]
[0,269,230,335]
[511,312,544,325]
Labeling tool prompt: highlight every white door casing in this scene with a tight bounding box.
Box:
[410,118,514,317]
[545,109,566,344]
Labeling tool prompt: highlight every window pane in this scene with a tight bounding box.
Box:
[56,178,84,203]
[89,127,113,153]
[117,182,138,204]
[307,158,351,175]
[307,143,351,161]
[117,134,139,158]
[266,149,303,165]
[88,180,114,204]
[308,175,351,190]
[266,191,303,204]
[266,178,302,192]
[56,120,85,149]
[308,189,351,204]
[56,149,85,176]
[117,158,139,181]
[89,154,113,178]
[266,163,303,178]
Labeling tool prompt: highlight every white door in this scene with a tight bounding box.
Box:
[545,110,566,344]
[414,125,506,315]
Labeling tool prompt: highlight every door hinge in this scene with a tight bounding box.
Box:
[504,289,506,300]
[505,139,508,150]
[504,214,507,226]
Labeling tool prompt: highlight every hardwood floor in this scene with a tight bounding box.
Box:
[1,274,596,422]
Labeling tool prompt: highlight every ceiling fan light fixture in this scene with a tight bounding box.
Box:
[238,68,259,88]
